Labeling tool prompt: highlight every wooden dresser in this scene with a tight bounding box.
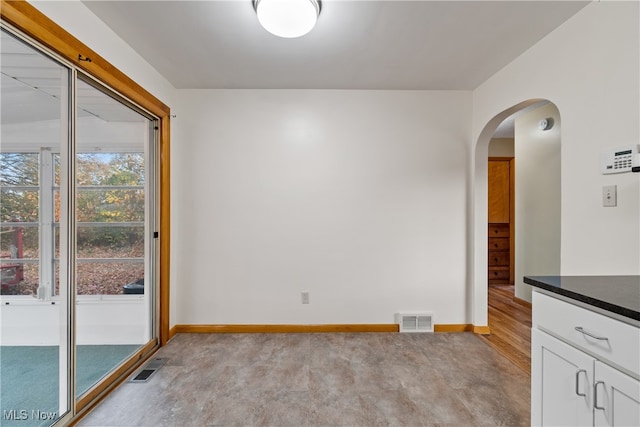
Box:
[488,158,513,285]
[488,223,510,284]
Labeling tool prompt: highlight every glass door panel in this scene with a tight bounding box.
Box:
[74,77,155,397]
[0,28,71,425]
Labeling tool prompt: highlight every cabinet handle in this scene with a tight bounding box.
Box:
[594,381,605,410]
[575,369,587,397]
[574,326,609,341]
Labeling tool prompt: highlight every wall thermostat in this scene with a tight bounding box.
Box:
[601,144,640,174]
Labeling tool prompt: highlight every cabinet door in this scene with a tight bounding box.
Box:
[532,329,594,426]
[594,361,640,426]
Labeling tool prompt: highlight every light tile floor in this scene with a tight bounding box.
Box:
[79,333,530,426]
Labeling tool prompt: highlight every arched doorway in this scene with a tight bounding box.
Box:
[472,99,561,348]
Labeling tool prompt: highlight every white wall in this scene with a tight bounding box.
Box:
[173,90,472,325]
[488,138,514,157]
[471,1,639,320]
[514,103,561,301]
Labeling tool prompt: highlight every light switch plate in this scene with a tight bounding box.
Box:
[603,185,617,207]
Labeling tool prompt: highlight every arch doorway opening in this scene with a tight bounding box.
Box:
[474,99,561,373]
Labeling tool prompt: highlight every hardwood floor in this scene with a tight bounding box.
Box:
[479,284,532,374]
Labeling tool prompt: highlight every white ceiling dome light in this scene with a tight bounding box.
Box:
[254,0,321,38]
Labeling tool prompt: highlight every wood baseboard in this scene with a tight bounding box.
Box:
[513,296,532,308]
[172,324,400,333]
[434,323,489,334]
[169,323,489,335]
[433,324,490,334]
[434,324,472,333]
[473,325,491,335]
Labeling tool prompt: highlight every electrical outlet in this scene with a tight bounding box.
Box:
[603,185,617,207]
[301,291,310,304]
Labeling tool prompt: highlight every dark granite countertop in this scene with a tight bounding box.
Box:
[524,276,640,322]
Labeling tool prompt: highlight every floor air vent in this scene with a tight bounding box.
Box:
[129,358,167,383]
[395,313,434,333]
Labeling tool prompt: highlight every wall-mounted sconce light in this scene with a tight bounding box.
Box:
[254,0,321,38]
[538,118,554,131]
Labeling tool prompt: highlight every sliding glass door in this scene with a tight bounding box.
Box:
[1,28,72,426]
[0,25,159,426]
[74,76,157,398]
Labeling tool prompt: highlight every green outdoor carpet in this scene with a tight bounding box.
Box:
[0,345,139,427]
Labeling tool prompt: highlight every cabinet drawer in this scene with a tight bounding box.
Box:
[488,252,510,266]
[533,291,640,376]
[488,223,509,238]
[488,238,509,251]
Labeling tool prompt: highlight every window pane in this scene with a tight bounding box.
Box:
[1,225,39,295]
[76,226,144,258]
[0,189,39,223]
[0,153,39,186]
[76,261,144,295]
[77,153,144,186]
[1,225,38,259]
[77,189,144,223]
[1,263,39,296]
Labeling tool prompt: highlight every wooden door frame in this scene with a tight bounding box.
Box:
[488,157,515,285]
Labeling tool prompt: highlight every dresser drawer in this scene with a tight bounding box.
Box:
[533,291,640,376]
[488,252,510,266]
[488,268,510,280]
[488,238,509,251]
[488,223,509,238]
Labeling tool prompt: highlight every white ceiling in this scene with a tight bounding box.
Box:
[2,1,589,140]
[81,0,589,90]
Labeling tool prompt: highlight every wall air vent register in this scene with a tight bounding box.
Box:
[395,312,434,333]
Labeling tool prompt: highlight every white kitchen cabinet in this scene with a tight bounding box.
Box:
[531,329,593,426]
[594,360,640,426]
[532,290,640,427]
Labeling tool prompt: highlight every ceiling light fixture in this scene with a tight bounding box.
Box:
[254,0,321,38]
